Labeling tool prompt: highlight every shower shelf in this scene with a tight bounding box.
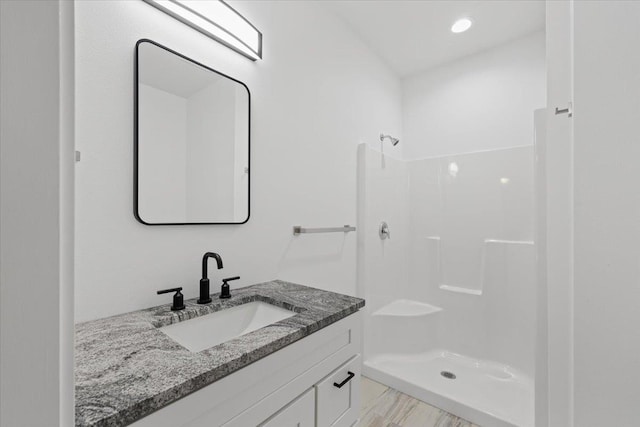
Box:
[426,237,534,296]
[372,299,442,317]
[438,284,482,296]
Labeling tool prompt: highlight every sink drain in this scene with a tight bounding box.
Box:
[440,371,456,379]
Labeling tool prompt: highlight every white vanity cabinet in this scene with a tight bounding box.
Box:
[316,356,361,427]
[131,310,362,427]
[257,354,361,427]
[260,388,315,427]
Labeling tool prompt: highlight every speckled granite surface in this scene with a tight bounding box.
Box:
[75,280,365,427]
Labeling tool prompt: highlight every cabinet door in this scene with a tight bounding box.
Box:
[315,355,361,427]
[260,388,315,427]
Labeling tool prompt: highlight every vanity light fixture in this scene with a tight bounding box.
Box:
[142,0,262,60]
[451,18,473,34]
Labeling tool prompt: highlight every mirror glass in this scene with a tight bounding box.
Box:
[135,39,250,225]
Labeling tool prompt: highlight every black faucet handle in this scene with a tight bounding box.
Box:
[220,277,239,299]
[157,287,182,295]
[157,287,185,311]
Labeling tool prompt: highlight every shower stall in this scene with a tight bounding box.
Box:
[357,138,540,426]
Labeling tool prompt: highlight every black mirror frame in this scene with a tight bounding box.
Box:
[133,38,251,225]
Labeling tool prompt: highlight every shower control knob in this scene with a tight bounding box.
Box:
[379,221,391,240]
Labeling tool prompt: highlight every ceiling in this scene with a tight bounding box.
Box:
[139,41,224,98]
[321,0,545,77]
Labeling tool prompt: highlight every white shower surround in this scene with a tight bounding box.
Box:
[357,145,535,427]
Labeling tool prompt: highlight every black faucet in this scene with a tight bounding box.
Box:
[198,252,223,304]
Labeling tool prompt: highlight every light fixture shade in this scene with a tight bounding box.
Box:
[143,0,262,60]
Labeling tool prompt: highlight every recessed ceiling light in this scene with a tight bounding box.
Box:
[451,18,473,34]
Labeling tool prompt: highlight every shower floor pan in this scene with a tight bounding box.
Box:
[363,349,533,427]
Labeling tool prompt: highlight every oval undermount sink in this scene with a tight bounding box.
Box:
[159,301,295,352]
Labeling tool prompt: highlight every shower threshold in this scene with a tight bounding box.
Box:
[363,349,533,427]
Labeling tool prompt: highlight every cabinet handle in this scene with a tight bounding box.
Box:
[333,371,355,389]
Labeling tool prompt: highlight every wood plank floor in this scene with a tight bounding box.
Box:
[360,377,481,427]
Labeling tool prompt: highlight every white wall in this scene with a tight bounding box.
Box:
[402,32,545,159]
[572,1,640,426]
[0,1,75,425]
[544,1,574,425]
[74,0,402,322]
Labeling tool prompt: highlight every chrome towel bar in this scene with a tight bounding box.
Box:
[293,225,356,235]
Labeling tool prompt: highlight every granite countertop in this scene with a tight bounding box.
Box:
[75,280,365,427]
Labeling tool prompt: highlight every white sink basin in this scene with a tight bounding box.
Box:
[159,301,296,352]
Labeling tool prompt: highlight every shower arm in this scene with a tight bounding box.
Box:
[380,133,400,146]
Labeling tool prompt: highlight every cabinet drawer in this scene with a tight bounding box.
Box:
[315,355,361,427]
[260,388,315,427]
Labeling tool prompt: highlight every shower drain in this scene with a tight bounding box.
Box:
[440,371,456,379]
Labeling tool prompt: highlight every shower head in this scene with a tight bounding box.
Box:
[380,133,400,146]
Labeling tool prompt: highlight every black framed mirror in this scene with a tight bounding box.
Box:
[134,39,250,225]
